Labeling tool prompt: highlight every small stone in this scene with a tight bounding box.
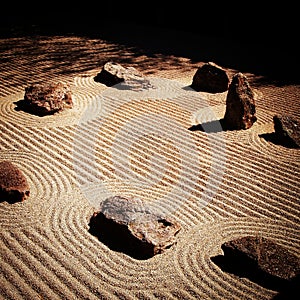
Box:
[23,81,73,116]
[273,114,300,148]
[223,72,257,130]
[0,160,30,203]
[88,195,181,259]
[191,62,230,93]
[94,61,153,90]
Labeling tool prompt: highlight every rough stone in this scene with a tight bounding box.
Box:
[94,61,153,90]
[211,235,300,291]
[23,81,73,116]
[0,160,30,203]
[223,72,257,130]
[191,61,230,93]
[273,114,300,148]
[88,195,181,259]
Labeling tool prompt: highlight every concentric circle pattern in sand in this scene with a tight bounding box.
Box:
[249,122,300,163]
[39,190,187,295]
[0,151,73,228]
[0,77,106,128]
[173,218,300,300]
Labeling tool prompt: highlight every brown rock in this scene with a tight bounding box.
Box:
[223,72,257,130]
[94,61,152,89]
[191,62,230,93]
[23,81,73,116]
[0,160,30,203]
[88,195,181,259]
[273,114,300,148]
[211,235,300,291]
[221,236,300,281]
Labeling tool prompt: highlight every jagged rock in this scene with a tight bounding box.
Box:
[23,81,73,116]
[0,160,30,203]
[88,195,181,259]
[273,114,300,148]
[223,72,257,130]
[94,61,153,90]
[191,62,230,93]
[211,235,300,291]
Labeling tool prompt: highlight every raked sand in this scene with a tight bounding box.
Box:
[0,33,299,300]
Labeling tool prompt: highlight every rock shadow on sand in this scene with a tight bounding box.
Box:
[88,216,155,260]
[87,196,181,261]
[211,253,288,291]
[188,118,229,133]
[259,132,300,149]
[210,236,300,293]
[13,99,57,117]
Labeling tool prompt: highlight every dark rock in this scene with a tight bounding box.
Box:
[211,235,300,291]
[94,61,153,90]
[23,81,73,116]
[273,114,300,148]
[88,195,181,259]
[223,72,257,130]
[0,160,30,203]
[191,62,230,93]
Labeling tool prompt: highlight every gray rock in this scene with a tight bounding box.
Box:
[191,62,230,93]
[88,195,181,259]
[223,72,257,130]
[94,61,153,90]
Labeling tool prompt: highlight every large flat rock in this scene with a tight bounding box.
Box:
[88,196,181,259]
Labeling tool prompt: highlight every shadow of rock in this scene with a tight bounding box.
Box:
[211,253,289,291]
[188,118,228,133]
[88,214,155,260]
[211,235,300,293]
[14,99,56,117]
[259,133,300,149]
[272,273,300,299]
[0,190,27,204]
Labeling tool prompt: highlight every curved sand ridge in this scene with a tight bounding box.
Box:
[174,217,300,300]
[73,77,227,222]
[0,151,73,228]
[41,191,183,294]
[1,46,299,300]
[0,77,106,127]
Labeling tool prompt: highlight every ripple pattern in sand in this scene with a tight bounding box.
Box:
[71,77,228,225]
[0,151,73,228]
[40,190,184,294]
[0,78,105,127]
[248,122,300,163]
[75,119,225,226]
[191,104,275,145]
[1,48,299,299]
[174,218,300,300]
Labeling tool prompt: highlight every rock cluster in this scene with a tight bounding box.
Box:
[88,195,181,259]
[0,160,30,203]
[191,63,257,130]
[23,81,73,116]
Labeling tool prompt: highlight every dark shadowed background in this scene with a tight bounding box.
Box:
[1,2,299,81]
